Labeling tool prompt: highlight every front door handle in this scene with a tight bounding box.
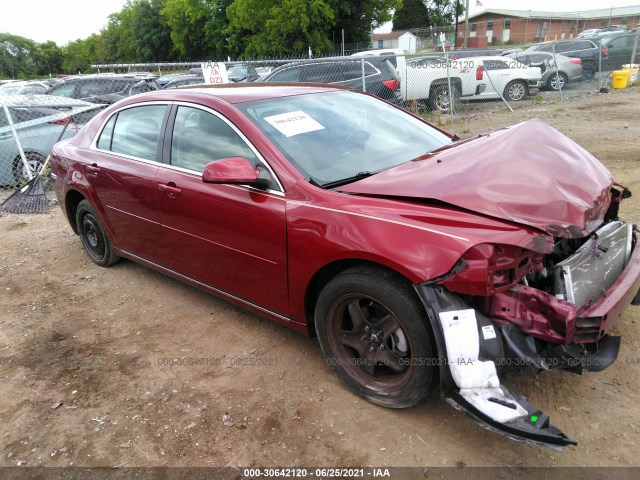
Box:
[158,183,181,198]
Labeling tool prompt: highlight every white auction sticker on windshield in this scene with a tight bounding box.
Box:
[263,110,325,137]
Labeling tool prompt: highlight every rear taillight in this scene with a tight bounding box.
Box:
[569,58,582,64]
[382,79,400,91]
[48,118,69,125]
[476,65,485,80]
[601,48,609,55]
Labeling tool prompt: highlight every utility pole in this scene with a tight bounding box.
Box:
[463,0,470,48]
[455,0,460,47]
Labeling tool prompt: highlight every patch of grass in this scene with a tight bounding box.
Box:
[535,94,544,103]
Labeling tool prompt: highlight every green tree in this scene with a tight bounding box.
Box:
[425,0,464,26]
[227,0,335,57]
[62,34,102,73]
[35,41,64,76]
[161,0,231,59]
[393,0,463,30]
[130,0,175,61]
[0,33,38,79]
[332,0,401,44]
[393,0,430,30]
[101,2,136,61]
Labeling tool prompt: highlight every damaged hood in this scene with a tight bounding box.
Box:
[340,118,612,238]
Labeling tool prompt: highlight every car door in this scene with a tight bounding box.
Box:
[604,35,633,70]
[480,59,514,97]
[89,103,169,260]
[154,104,289,316]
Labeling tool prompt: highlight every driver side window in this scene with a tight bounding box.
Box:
[170,106,258,173]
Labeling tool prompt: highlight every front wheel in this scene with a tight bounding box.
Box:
[315,266,437,408]
[75,199,120,267]
[504,80,528,101]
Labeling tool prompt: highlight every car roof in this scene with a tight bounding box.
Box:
[461,56,523,61]
[532,39,594,46]
[121,83,345,105]
[351,48,404,56]
[60,74,154,82]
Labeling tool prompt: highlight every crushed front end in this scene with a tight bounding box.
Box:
[415,186,640,449]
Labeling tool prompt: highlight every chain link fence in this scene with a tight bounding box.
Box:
[1,31,638,203]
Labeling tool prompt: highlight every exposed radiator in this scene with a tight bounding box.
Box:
[557,221,633,309]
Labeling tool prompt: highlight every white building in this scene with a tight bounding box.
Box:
[370,31,418,54]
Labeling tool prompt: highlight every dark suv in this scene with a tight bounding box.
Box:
[47,75,158,104]
[525,39,604,78]
[261,58,403,105]
[600,33,639,70]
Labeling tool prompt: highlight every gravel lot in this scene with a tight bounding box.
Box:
[1,85,640,470]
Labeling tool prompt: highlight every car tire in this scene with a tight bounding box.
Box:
[504,80,528,101]
[315,265,437,408]
[429,84,460,113]
[547,72,568,91]
[12,152,46,185]
[75,199,120,267]
[583,62,596,80]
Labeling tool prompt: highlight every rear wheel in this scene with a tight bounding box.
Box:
[547,72,568,91]
[583,62,596,80]
[75,200,120,267]
[429,84,460,113]
[504,80,528,101]
[315,266,437,408]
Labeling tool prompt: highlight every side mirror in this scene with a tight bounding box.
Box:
[202,157,269,189]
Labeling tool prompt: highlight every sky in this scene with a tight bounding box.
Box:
[0,0,639,45]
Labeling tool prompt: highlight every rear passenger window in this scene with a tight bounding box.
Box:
[301,64,344,83]
[98,105,166,161]
[555,43,573,53]
[269,68,301,82]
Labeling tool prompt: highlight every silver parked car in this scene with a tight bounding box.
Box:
[0,95,101,185]
[0,80,52,96]
[508,52,583,90]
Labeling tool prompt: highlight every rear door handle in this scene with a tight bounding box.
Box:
[158,183,181,198]
[86,164,101,175]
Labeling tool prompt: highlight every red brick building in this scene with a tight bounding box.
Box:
[457,5,640,45]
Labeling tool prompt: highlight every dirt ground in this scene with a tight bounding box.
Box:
[1,85,640,470]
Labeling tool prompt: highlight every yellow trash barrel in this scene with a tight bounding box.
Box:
[612,70,630,89]
[622,64,639,86]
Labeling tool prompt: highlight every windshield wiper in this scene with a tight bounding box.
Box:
[320,171,373,189]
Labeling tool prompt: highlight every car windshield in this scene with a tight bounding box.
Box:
[228,67,247,78]
[237,90,451,187]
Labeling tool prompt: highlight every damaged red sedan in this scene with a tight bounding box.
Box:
[50,84,640,449]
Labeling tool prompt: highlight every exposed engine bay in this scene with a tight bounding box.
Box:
[414,185,640,449]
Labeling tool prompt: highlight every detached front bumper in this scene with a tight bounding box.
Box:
[415,286,578,449]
